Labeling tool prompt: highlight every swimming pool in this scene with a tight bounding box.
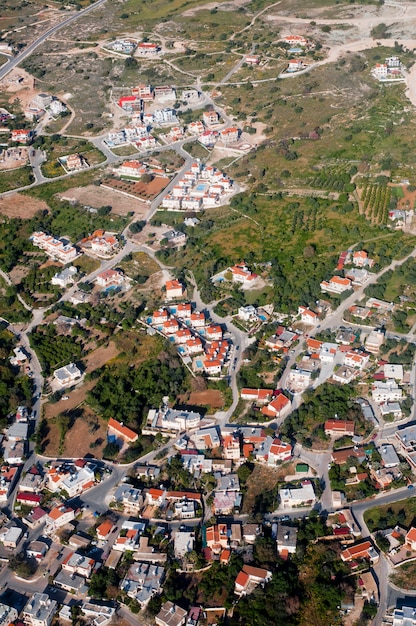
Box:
[196,360,203,368]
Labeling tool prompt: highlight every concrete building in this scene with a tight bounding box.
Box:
[23,594,57,626]
[0,603,18,626]
[155,602,187,626]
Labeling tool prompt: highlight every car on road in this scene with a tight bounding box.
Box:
[408,484,414,490]
[371,433,378,441]
[62,396,69,401]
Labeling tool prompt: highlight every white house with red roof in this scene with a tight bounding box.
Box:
[206,324,223,341]
[108,418,138,443]
[261,393,291,419]
[117,160,146,178]
[284,35,308,46]
[344,350,370,370]
[352,250,374,268]
[230,263,256,284]
[235,565,272,597]
[220,127,239,144]
[241,388,273,403]
[320,276,352,294]
[190,311,205,328]
[11,129,34,143]
[298,306,319,326]
[46,505,76,532]
[95,269,125,288]
[203,110,220,126]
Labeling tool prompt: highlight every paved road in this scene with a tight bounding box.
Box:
[0,0,110,82]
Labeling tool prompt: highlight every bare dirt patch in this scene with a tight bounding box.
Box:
[101,176,170,201]
[0,68,38,109]
[43,405,107,459]
[188,390,224,409]
[84,341,119,373]
[242,462,293,514]
[44,380,96,421]
[57,184,148,217]
[0,192,49,219]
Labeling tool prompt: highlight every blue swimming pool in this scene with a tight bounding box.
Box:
[196,360,203,368]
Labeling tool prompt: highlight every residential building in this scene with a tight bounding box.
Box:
[238,305,258,321]
[286,368,312,393]
[26,540,48,561]
[245,55,260,64]
[108,417,139,443]
[114,485,144,515]
[54,570,88,594]
[51,266,77,288]
[365,329,385,354]
[261,393,291,419]
[324,420,355,437]
[89,233,119,257]
[380,402,402,420]
[371,381,402,404]
[222,435,241,460]
[163,230,187,247]
[122,562,165,607]
[0,604,18,626]
[234,565,272,597]
[280,480,316,508]
[284,35,308,46]
[62,551,95,578]
[203,110,220,126]
[276,525,297,557]
[31,231,77,263]
[155,602,187,626]
[9,346,29,366]
[298,306,319,325]
[11,129,33,143]
[379,444,400,468]
[95,269,125,288]
[132,84,154,100]
[230,263,256,283]
[220,127,239,144]
[96,519,115,541]
[340,540,379,564]
[81,602,116,626]
[0,526,22,548]
[23,594,57,626]
[393,606,416,626]
[53,362,82,387]
[384,364,404,381]
[255,436,292,466]
[320,276,352,294]
[241,388,273,403]
[331,446,366,465]
[117,160,146,178]
[166,279,184,300]
[344,350,370,370]
[332,365,357,384]
[174,531,195,559]
[45,505,75,532]
[205,523,229,554]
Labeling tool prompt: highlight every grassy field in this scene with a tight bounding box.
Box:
[390,562,416,591]
[364,497,416,532]
[0,166,34,194]
[0,276,31,322]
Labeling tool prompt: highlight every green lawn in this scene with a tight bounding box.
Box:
[0,166,34,193]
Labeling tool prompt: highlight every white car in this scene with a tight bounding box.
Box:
[62,396,69,401]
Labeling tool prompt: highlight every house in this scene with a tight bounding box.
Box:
[261,393,291,419]
[230,263,256,283]
[114,521,145,552]
[23,594,57,626]
[220,127,239,144]
[132,84,154,100]
[155,602,187,626]
[380,402,402,420]
[108,417,138,443]
[0,604,18,626]
[16,492,42,507]
[371,381,402,404]
[53,362,82,387]
[11,129,33,143]
[31,231,77,263]
[114,485,144,515]
[393,606,416,626]
[64,153,87,172]
[89,233,119,257]
[324,420,355,437]
[45,505,75,532]
[166,279,184,300]
[234,565,272,597]
[51,266,77,288]
[96,519,115,541]
[284,35,308,46]
[174,531,195,559]
[344,350,370,369]
[245,55,260,65]
[117,160,146,178]
[286,368,312,393]
[163,230,187,247]
[340,540,379,564]
[205,524,229,554]
[352,251,374,268]
[95,269,125,288]
[345,268,368,286]
[62,551,95,578]
[241,388,273,403]
[26,539,48,560]
[137,42,160,55]
[336,328,356,345]
[365,329,385,354]
[81,601,116,626]
[276,525,297,557]
[331,446,366,465]
[384,364,404,381]
[332,365,357,385]
[118,95,139,111]
[287,59,303,72]
[9,346,29,366]
[320,276,352,294]
[379,444,400,468]
[0,526,22,548]
[203,110,220,126]
[298,306,319,325]
[7,421,28,441]
[267,438,292,465]
[54,569,88,594]
[405,527,416,551]
[238,305,258,321]
[280,480,316,508]
[25,506,48,529]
